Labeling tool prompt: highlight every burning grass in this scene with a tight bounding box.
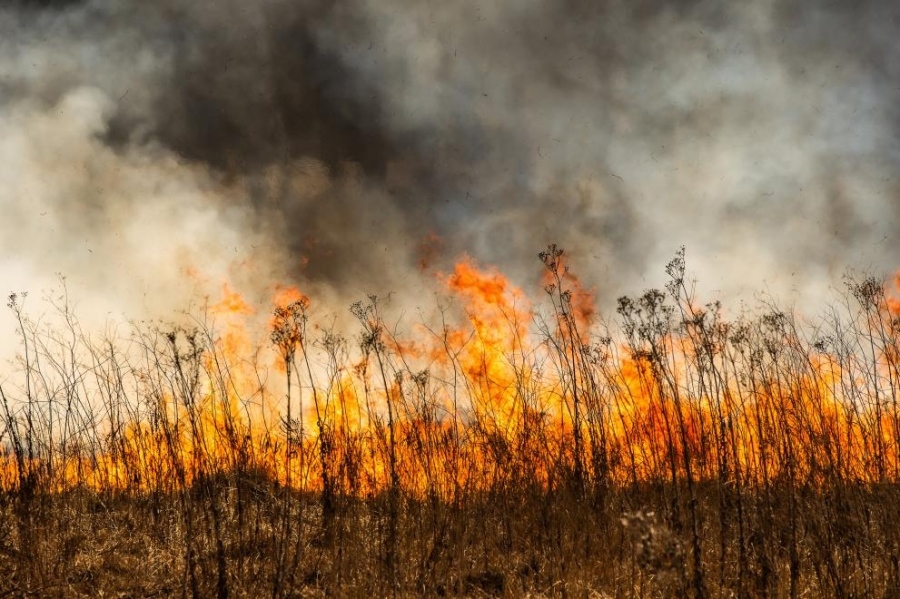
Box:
[2,246,900,597]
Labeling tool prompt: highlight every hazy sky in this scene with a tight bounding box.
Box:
[1,0,898,332]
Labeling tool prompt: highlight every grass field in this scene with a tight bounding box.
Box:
[2,247,900,598]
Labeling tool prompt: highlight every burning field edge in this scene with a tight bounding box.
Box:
[2,247,900,598]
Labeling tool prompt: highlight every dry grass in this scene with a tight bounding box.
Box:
[2,247,900,597]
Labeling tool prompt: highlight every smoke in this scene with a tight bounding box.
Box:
[1,0,899,329]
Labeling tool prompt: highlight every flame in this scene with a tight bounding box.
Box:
[3,261,900,497]
[271,284,309,309]
[540,251,596,333]
[445,259,532,436]
[890,273,900,315]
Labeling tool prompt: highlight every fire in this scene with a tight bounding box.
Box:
[211,283,255,317]
[2,254,900,498]
[540,247,596,334]
[890,274,900,315]
[271,284,309,310]
[445,259,532,435]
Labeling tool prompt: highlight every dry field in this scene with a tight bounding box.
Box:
[2,248,900,598]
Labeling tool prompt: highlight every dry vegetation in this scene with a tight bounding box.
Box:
[2,247,900,598]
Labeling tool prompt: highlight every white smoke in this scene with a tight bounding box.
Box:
[1,0,898,353]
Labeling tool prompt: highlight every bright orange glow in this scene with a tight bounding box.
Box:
[445,259,532,432]
[211,283,255,317]
[889,273,900,315]
[271,284,309,309]
[3,263,900,496]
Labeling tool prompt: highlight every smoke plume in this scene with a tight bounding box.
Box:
[1,0,899,328]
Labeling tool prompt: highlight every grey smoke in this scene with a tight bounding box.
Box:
[1,0,899,326]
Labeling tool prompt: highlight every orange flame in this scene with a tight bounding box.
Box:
[4,263,900,497]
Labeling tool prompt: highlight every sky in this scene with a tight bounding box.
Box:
[1,0,898,335]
